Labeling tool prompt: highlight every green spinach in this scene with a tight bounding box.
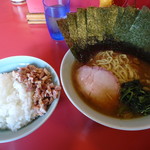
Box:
[120,80,150,116]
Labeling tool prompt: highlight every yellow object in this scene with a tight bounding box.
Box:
[100,0,114,7]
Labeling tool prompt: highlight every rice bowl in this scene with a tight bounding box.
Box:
[0,56,60,143]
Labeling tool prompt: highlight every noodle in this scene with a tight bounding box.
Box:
[90,50,139,83]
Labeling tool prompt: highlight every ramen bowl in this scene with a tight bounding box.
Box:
[60,50,150,131]
[0,56,60,143]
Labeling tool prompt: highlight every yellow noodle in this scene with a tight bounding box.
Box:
[118,54,129,64]
[92,51,139,83]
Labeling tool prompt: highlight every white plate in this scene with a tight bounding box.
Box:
[60,50,150,131]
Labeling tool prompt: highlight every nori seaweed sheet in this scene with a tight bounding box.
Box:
[125,6,150,48]
[86,7,99,45]
[76,8,87,49]
[96,7,108,41]
[57,18,73,48]
[67,13,78,45]
[104,5,118,37]
[122,6,150,61]
[114,6,139,41]
[94,5,118,41]
[113,6,125,39]
[70,44,91,62]
[92,5,119,49]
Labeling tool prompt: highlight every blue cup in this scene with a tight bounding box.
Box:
[43,0,70,41]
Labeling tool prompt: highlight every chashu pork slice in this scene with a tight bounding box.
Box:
[75,65,120,113]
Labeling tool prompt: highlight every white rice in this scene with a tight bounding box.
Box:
[0,72,35,131]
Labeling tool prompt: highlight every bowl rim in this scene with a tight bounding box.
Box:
[60,50,150,131]
[0,55,60,143]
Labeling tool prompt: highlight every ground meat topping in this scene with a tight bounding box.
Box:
[12,65,61,116]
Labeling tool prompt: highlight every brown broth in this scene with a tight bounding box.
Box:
[72,51,150,119]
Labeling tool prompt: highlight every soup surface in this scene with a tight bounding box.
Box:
[72,50,150,119]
